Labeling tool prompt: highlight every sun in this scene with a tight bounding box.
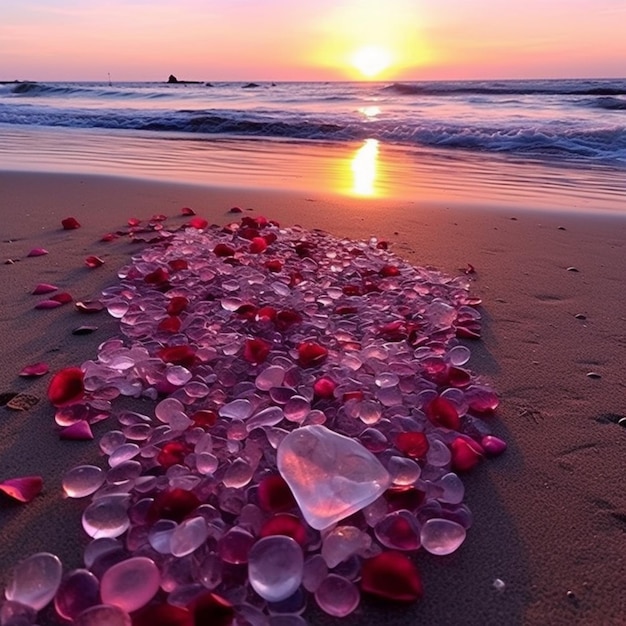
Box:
[350,45,393,79]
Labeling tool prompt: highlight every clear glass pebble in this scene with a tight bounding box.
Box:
[314,574,359,618]
[170,517,209,557]
[248,536,304,603]
[73,603,131,626]
[62,465,105,498]
[420,518,467,555]
[99,557,160,613]
[82,496,130,539]
[5,552,62,611]
[54,569,100,621]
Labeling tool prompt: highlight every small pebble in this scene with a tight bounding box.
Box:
[586,372,601,379]
[566,266,579,272]
[493,578,506,592]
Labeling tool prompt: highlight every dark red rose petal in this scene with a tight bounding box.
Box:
[313,376,337,399]
[380,264,400,277]
[395,431,429,458]
[249,237,268,254]
[255,306,276,323]
[59,420,94,440]
[447,366,471,388]
[158,345,196,367]
[361,551,424,603]
[343,390,364,402]
[48,367,85,407]
[297,342,328,368]
[260,513,307,546]
[0,476,43,503]
[275,309,302,331]
[213,243,236,257]
[128,217,141,227]
[144,267,169,285]
[132,603,193,626]
[147,488,201,524]
[168,259,189,272]
[158,316,182,333]
[425,396,461,430]
[450,437,484,472]
[157,442,188,468]
[167,296,189,315]
[35,300,63,310]
[228,206,243,213]
[189,217,208,230]
[187,592,234,626]
[192,410,218,428]
[51,292,73,304]
[265,259,283,273]
[100,233,118,242]
[61,217,81,230]
[258,475,296,513]
[243,338,271,364]
[181,207,196,216]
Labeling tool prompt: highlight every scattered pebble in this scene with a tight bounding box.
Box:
[493,578,506,592]
[566,266,579,272]
[586,372,602,379]
[574,313,587,320]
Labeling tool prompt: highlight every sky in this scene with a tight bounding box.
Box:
[1,0,625,82]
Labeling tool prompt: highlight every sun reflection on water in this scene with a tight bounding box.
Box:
[351,139,379,196]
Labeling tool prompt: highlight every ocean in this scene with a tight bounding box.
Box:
[1,79,625,212]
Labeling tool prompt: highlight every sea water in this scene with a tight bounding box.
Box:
[0,79,625,211]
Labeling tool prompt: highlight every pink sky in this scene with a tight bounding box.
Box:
[2,0,625,81]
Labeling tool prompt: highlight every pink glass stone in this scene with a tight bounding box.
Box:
[73,604,131,626]
[217,527,255,565]
[314,574,360,618]
[374,511,421,551]
[5,552,62,611]
[481,435,507,456]
[100,557,160,613]
[277,425,391,530]
[54,569,100,620]
[420,518,467,555]
[248,536,304,602]
[60,420,94,440]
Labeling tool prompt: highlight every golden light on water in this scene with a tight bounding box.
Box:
[359,105,381,118]
[350,139,379,196]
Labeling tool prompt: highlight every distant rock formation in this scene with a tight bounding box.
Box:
[166,74,203,85]
[242,82,260,89]
[167,74,178,83]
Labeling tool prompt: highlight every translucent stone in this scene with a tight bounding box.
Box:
[108,443,140,468]
[420,518,467,555]
[170,517,209,557]
[255,366,285,391]
[447,345,471,366]
[387,456,421,485]
[82,495,130,538]
[436,472,465,505]
[197,552,222,590]
[277,425,391,530]
[219,399,253,420]
[222,458,254,488]
[99,431,126,455]
[83,538,122,569]
[5,552,62,611]
[283,396,310,423]
[62,465,105,498]
[375,372,399,388]
[100,557,160,613]
[426,438,452,467]
[217,527,255,564]
[0,600,36,626]
[165,366,192,386]
[155,398,186,423]
[148,520,178,554]
[246,406,285,431]
[302,555,328,592]
[73,604,131,626]
[321,526,370,568]
[374,510,421,551]
[248,536,304,602]
[314,574,359,617]
[54,569,100,620]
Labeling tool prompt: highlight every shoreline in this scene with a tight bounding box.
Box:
[1,171,625,625]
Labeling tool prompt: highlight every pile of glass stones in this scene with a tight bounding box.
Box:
[2,216,505,625]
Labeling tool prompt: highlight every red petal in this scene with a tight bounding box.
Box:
[128,217,141,227]
[51,292,73,304]
[450,437,484,472]
[395,431,429,458]
[32,283,58,294]
[481,435,507,456]
[361,551,424,602]
[181,207,196,216]
[158,442,188,468]
[260,513,307,546]
[213,243,236,257]
[448,366,471,388]
[265,259,283,272]
[158,316,182,333]
[249,237,268,254]
[166,296,189,315]
[168,259,189,272]
[85,256,104,268]
[35,299,63,310]
[100,233,118,242]
[380,264,400,277]
[60,420,94,440]
[243,338,271,364]
[19,362,49,377]
[297,342,328,368]
[275,309,302,331]
[191,410,218,428]
[256,306,276,322]
[425,397,460,430]
[144,267,169,285]
[0,476,43,503]
[313,376,337,399]
[132,603,193,626]
[27,247,48,257]
[147,489,201,524]
[61,217,81,230]
[188,593,234,626]
[48,367,85,407]
[258,475,296,513]
[158,345,196,367]
[189,217,208,230]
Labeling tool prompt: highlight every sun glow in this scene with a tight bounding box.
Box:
[350,46,393,79]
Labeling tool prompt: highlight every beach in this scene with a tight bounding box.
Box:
[1,169,625,625]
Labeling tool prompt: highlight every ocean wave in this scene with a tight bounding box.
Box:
[586,96,626,111]
[0,102,624,165]
[382,81,626,97]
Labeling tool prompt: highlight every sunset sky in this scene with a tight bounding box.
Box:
[2,0,625,82]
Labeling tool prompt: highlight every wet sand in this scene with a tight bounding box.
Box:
[1,170,625,625]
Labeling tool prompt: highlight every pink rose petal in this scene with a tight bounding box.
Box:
[0,476,43,503]
[27,247,48,257]
[19,362,50,377]
[32,283,58,295]
[85,256,104,268]
[35,299,63,310]
[59,420,94,440]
